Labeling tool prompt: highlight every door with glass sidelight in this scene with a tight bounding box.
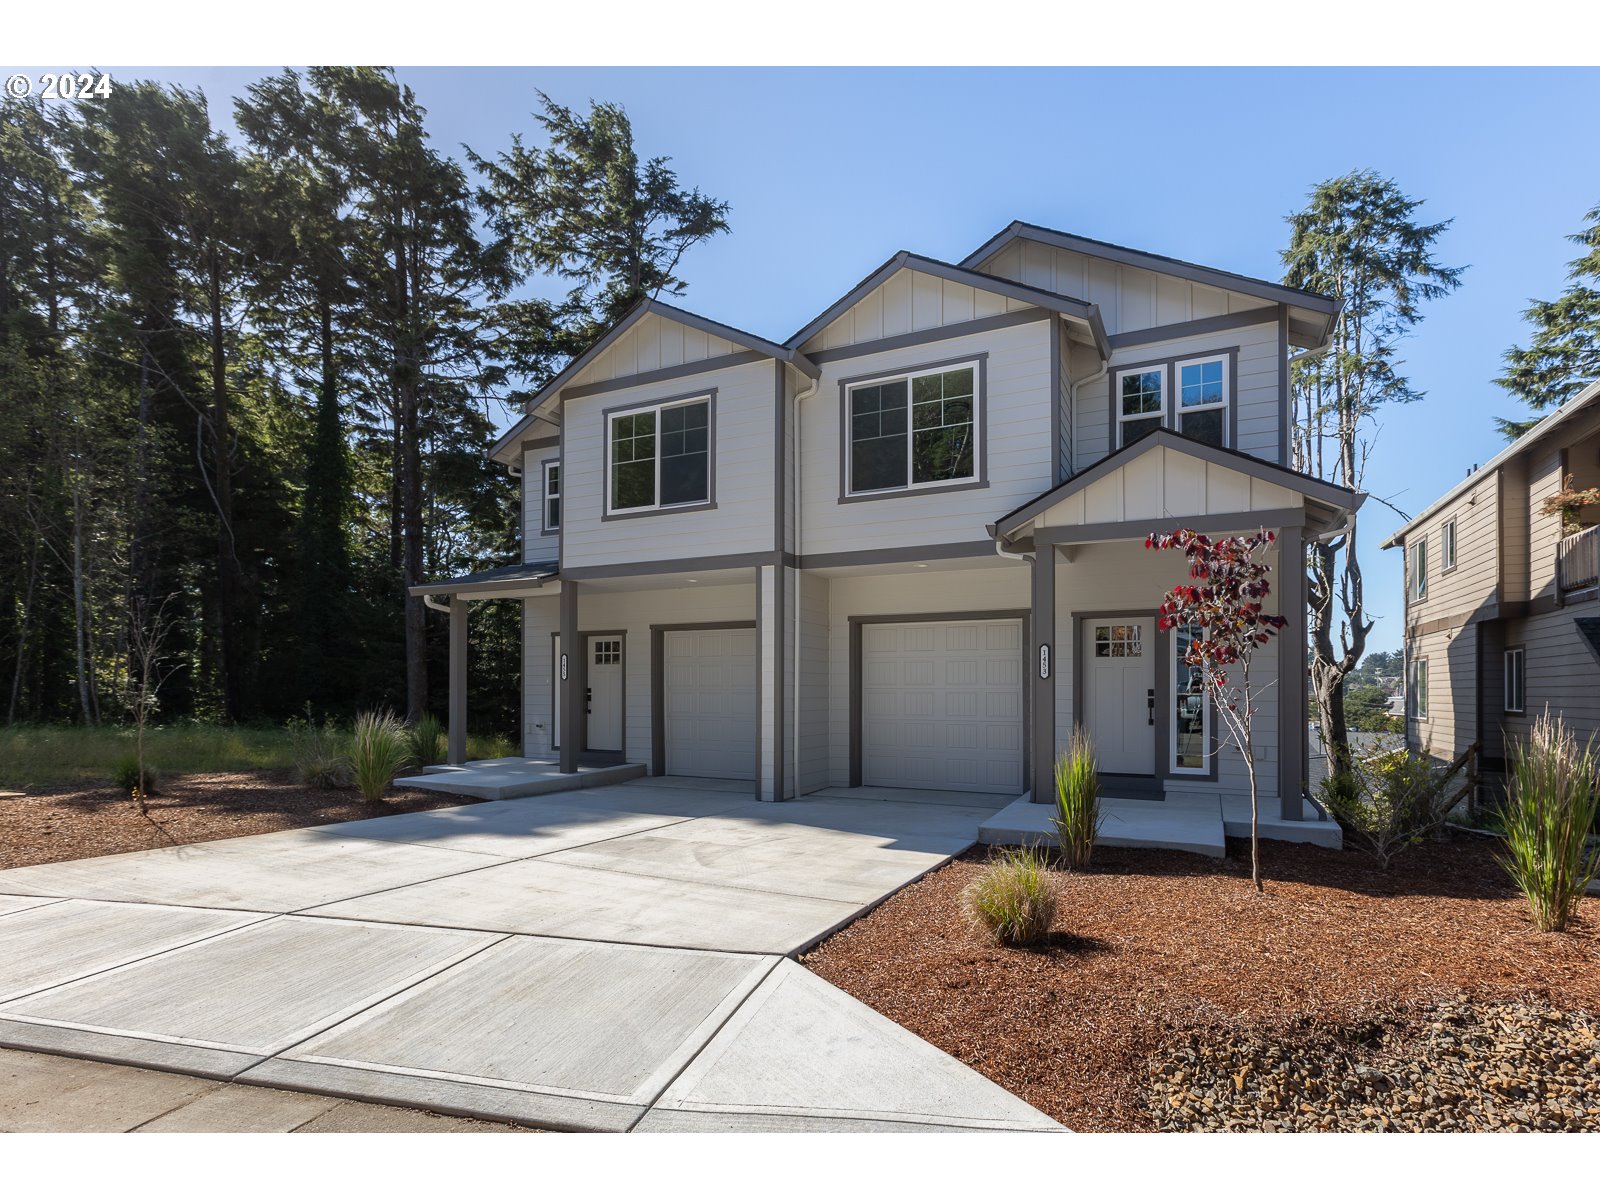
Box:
[1082,619,1156,775]
[551,636,624,753]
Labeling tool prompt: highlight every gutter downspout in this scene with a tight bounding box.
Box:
[422,594,451,614]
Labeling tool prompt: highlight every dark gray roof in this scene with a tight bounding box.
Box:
[407,560,558,597]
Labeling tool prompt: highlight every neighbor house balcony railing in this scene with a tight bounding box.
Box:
[1558,525,1600,594]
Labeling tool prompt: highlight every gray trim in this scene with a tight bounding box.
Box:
[798,540,997,570]
[539,456,560,537]
[557,396,566,568]
[1034,508,1309,547]
[1277,306,1291,468]
[1106,346,1239,454]
[1275,526,1306,818]
[561,350,766,401]
[1106,308,1277,351]
[520,435,559,452]
[1031,548,1056,798]
[995,428,1360,536]
[774,564,786,801]
[959,222,1340,317]
[560,551,788,581]
[1049,316,1064,486]
[558,581,580,774]
[649,620,760,779]
[551,629,627,755]
[805,309,1048,364]
[754,566,764,799]
[448,597,467,765]
[837,353,989,504]
[846,609,1031,790]
[599,388,718,522]
[774,361,786,554]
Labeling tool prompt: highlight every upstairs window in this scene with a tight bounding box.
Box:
[1116,367,1165,447]
[542,461,561,533]
[1440,517,1458,572]
[1176,356,1228,447]
[606,395,711,515]
[846,363,978,495]
[1411,536,1429,601]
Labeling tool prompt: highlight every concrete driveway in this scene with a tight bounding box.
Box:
[0,778,1063,1133]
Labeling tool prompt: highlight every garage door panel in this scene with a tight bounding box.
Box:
[665,628,756,781]
[862,618,1023,795]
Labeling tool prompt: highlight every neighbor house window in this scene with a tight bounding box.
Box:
[1172,623,1209,773]
[1440,517,1457,572]
[1409,657,1429,720]
[1504,647,1525,714]
[1116,366,1166,447]
[606,395,711,514]
[846,362,978,495]
[1411,537,1429,601]
[1176,356,1228,447]
[542,461,561,532]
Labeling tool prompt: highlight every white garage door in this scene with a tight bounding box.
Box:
[862,619,1024,794]
[664,627,757,780]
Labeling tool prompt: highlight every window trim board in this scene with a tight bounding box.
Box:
[1108,346,1240,452]
[540,456,561,535]
[836,352,989,504]
[599,387,719,522]
[1439,516,1458,574]
[1503,644,1525,715]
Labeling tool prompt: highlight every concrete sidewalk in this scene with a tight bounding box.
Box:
[0,779,1063,1133]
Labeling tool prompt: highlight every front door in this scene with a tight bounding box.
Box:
[585,636,623,752]
[1082,617,1156,775]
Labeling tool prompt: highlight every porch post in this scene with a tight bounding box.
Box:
[559,580,580,774]
[1277,525,1306,819]
[448,596,468,765]
[1030,544,1057,801]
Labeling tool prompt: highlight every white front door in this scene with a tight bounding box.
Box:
[585,636,623,752]
[1082,618,1156,775]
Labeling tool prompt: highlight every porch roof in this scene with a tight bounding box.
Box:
[408,559,558,598]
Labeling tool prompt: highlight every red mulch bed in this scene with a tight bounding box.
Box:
[801,835,1600,1132]
[0,770,478,871]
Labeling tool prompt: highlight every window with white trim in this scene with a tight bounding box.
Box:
[846,362,978,495]
[1440,517,1457,572]
[1409,657,1429,720]
[1504,647,1525,714]
[1172,623,1210,773]
[542,461,560,532]
[1411,537,1429,601]
[606,395,710,514]
[1176,355,1228,447]
[1116,366,1165,448]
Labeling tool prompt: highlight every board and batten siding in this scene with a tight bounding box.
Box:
[1074,319,1285,469]
[798,318,1053,556]
[559,357,779,569]
[802,268,1037,353]
[562,310,745,388]
[1036,444,1302,529]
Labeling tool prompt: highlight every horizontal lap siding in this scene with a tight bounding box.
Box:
[1501,611,1600,745]
[1403,481,1500,627]
[521,448,559,563]
[1406,625,1478,765]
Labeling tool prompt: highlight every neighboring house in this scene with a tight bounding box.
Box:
[416,221,1359,830]
[1381,378,1600,787]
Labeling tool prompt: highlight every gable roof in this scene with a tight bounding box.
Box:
[489,298,819,462]
[961,221,1341,337]
[993,427,1361,537]
[1380,377,1600,548]
[786,250,1111,359]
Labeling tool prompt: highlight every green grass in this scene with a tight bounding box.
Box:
[0,723,519,790]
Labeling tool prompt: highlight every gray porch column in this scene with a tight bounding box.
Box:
[559,580,581,774]
[1030,546,1057,801]
[1277,525,1307,819]
[448,596,468,765]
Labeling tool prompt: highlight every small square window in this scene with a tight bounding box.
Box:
[593,639,621,666]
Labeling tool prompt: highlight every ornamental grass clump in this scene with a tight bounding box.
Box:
[409,714,446,768]
[350,710,410,803]
[962,846,1057,947]
[287,713,351,789]
[1052,729,1100,870]
[1499,711,1600,933]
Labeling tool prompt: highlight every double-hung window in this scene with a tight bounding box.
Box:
[1116,367,1165,448]
[1411,537,1429,601]
[606,395,711,515]
[1440,518,1458,572]
[1175,356,1228,447]
[1409,657,1429,720]
[542,461,561,533]
[1504,647,1525,715]
[846,362,978,496]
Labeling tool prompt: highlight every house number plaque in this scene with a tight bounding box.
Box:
[1038,645,1051,680]
[560,653,569,681]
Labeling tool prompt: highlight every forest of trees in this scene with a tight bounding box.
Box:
[0,68,729,736]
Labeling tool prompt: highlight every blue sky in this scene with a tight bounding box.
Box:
[111,66,1600,652]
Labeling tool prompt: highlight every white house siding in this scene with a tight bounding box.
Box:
[973,239,1275,338]
[1035,445,1302,529]
[1052,539,1284,803]
[797,319,1053,556]
[803,269,1033,354]
[559,357,778,569]
[564,311,743,388]
[796,573,831,794]
[818,562,1029,789]
[1073,319,1285,469]
[521,446,560,563]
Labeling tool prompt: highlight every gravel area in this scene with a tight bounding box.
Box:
[0,770,473,870]
[802,835,1600,1132]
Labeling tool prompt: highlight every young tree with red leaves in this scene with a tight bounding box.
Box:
[1148,528,1288,891]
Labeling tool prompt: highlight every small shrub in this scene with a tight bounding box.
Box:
[467,731,514,761]
[287,715,351,789]
[1499,711,1600,933]
[1051,728,1100,871]
[1322,747,1454,868]
[409,714,446,768]
[962,846,1057,946]
[350,710,410,803]
[112,753,158,797]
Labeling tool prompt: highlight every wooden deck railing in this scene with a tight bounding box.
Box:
[1558,525,1600,594]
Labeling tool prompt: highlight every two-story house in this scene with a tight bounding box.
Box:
[1382,378,1600,785]
[415,221,1360,841]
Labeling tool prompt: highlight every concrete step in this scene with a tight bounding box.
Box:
[979,794,1227,859]
[394,761,646,802]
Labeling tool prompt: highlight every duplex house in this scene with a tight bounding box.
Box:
[1382,378,1600,783]
[416,221,1360,835]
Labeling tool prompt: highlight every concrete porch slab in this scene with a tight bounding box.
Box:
[807,785,1011,810]
[635,960,1064,1133]
[1219,795,1343,848]
[0,915,502,1078]
[242,937,775,1133]
[396,757,646,801]
[979,794,1227,858]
